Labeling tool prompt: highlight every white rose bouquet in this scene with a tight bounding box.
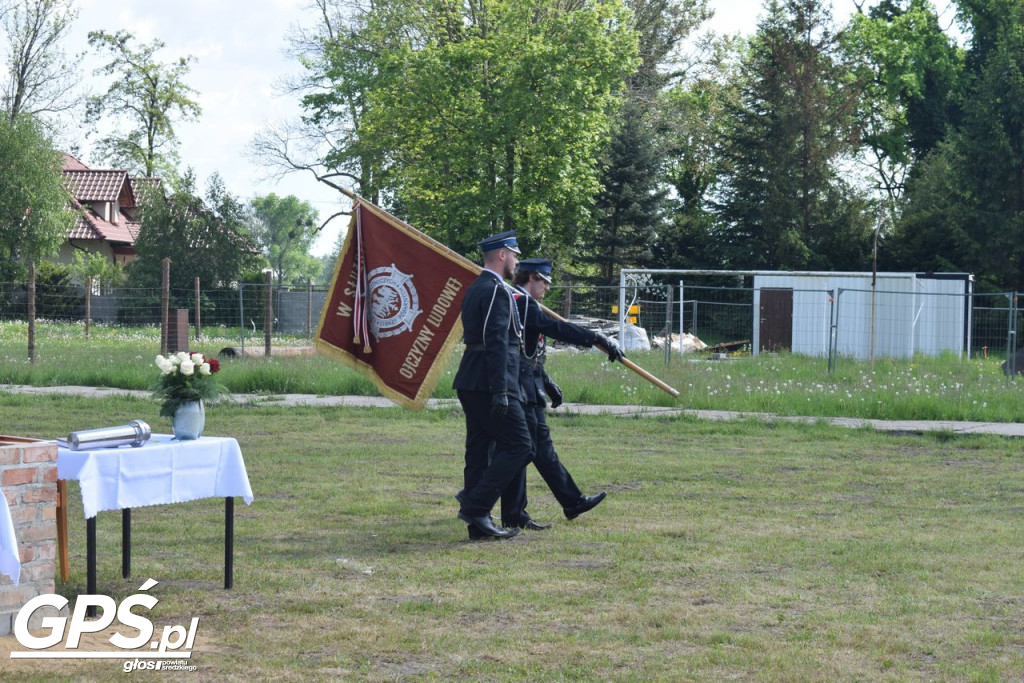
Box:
[151,351,229,417]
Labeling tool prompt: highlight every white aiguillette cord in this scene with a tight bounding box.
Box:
[481,276,523,350]
[351,203,372,354]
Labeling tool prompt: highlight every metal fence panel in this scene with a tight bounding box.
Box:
[681,286,752,347]
[2,277,1020,364]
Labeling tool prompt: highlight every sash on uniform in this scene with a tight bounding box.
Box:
[315,199,480,410]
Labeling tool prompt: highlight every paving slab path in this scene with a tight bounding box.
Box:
[4,384,1024,438]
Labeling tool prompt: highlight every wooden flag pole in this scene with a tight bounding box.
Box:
[538,304,680,398]
[323,181,680,398]
[609,353,680,398]
[320,180,477,270]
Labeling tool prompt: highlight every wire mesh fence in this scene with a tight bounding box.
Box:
[972,292,1017,361]
[544,284,618,325]
[2,276,1023,371]
[0,280,329,345]
[681,286,754,348]
[832,287,970,360]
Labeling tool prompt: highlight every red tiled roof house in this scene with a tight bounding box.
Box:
[57,154,160,266]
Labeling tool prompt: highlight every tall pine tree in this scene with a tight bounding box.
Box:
[587,100,668,282]
[716,0,872,270]
[581,0,709,279]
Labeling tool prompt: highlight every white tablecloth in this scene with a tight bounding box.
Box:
[0,491,19,585]
[57,434,254,519]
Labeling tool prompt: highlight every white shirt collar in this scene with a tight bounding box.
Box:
[482,267,506,282]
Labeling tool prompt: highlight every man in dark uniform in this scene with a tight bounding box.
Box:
[498,258,624,531]
[452,231,533,540]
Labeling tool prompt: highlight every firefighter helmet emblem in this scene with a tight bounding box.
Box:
[367,264,421,340]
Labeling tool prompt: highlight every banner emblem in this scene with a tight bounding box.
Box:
[315,199,481,410]
[368,264,421,340]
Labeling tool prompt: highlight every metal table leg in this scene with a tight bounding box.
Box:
[86,516,97,618]
[225,497,234,589]
[82,498,236,613]
[122,508,131,579]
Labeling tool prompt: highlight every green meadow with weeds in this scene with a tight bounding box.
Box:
[1,395,1022,680]
[2,320,1023,421]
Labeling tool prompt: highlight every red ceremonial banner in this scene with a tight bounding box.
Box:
[315,200,481,410]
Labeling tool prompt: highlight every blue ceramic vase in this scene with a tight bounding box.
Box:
[172,400,205,440]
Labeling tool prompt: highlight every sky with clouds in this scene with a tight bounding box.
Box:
[65,0,345,254]
[56,0,957,256]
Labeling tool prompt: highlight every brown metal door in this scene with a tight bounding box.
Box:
[759,288,793,352]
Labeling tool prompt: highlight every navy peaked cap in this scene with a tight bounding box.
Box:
[478,230,520,254]
[517,257,553,282]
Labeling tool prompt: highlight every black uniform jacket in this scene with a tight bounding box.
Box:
[453,271,524,402]
[513,286,598,405]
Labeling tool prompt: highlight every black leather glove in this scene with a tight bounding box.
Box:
[543,376,563,408]
[490,393,509,420]
[594,333,625,363]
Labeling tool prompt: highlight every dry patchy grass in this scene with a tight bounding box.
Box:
[0,395,1021,680]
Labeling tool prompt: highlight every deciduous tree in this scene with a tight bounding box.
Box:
[85,30,201,183]
[294,0,638,258]
[843,0,963,218]
[250,193,321,288]
[127,172,262,295]
[887,0,1024,290]
[0,112,72,267]
[250,0,386,209]
[69,250,124,290]
[955,0,1024,288]
[1,0,82,124]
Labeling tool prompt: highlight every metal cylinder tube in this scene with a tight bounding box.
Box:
[67,420,152,450]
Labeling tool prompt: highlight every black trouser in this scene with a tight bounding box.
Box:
[500,401,584,525]
[457,390,534,518]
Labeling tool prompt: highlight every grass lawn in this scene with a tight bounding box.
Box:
[4,320,1024,422]
[2,394,1022,680]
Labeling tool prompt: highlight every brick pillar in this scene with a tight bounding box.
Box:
[0,438,60,636]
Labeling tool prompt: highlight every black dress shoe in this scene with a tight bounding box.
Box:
[458,511,520,539]
[564,492,607,520]
[467,516,501,540]
[505,517,552,531]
